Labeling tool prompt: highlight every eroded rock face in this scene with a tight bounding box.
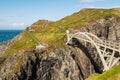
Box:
[82,17,120,41]
[1,47,96,80]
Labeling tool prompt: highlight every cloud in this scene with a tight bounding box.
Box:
[11,22,25,27]
[79,0,104,3]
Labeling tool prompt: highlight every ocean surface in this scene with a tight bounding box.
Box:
[0,30,22,44]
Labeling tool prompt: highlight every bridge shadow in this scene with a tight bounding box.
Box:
[67,38,103,73]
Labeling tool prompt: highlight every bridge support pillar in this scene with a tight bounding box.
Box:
[66,30,70,41]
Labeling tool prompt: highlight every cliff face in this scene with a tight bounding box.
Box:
[2,47,95,80]
[85,16,120,41]
[0,8,120,80]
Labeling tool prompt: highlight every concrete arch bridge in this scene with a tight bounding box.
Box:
[66,30,120,71]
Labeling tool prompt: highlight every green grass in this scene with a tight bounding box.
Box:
[33,32,66,48]
[86,65,120,80]
[5,30,37,56]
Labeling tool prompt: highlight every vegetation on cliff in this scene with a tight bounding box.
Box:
[0,8,120,80]
[86,65,120,80]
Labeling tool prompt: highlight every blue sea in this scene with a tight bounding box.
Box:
[0,30,22,44]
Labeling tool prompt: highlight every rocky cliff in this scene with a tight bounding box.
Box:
[0,8,120,80]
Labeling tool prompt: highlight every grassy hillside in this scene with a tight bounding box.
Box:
[86,65,120,80]
[5,30,37,56]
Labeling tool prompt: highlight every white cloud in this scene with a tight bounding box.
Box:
[79,0,104,3]
[11,22,25,27]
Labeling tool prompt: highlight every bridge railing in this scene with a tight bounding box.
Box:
[66,30,120,71]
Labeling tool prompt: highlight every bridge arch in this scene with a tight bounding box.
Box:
[66,31,109,71]
[66,30,120,71]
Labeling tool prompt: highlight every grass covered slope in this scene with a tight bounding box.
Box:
[5,30,37,56]
[86,65,120,80]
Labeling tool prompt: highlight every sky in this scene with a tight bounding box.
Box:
[0,0,120,30]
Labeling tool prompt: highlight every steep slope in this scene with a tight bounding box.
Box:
[0,8,120,80]
[86,65,120,80]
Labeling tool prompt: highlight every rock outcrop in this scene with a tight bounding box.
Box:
[2,47,96,80]
[82,16,120,41]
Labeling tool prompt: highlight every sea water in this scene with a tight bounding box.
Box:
[0,30,22,44]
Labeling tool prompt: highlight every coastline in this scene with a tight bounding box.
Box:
[0,30,23,44]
